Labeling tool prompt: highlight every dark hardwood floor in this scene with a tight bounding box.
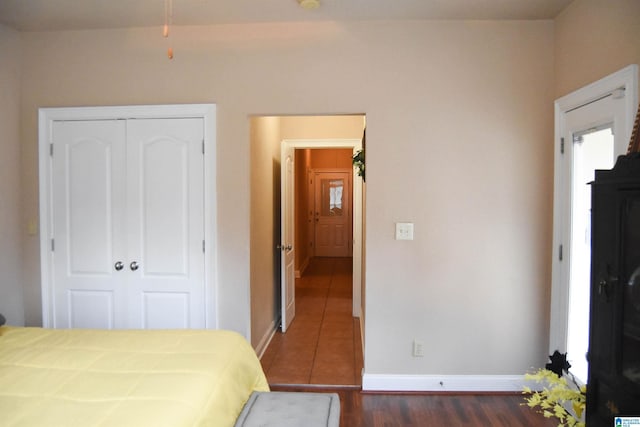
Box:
[271,385,558,427]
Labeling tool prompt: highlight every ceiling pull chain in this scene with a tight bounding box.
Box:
[164,0,174,59]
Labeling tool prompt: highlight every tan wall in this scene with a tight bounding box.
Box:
[280,115,365,140]
[0,25,24,326]
[17,19,554,376]
[310,149,353,169]
[294,149,311,271]
[555,0,640,98]
[249,116,281,349]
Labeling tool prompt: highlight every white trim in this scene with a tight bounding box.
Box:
[295,256,310,279]
[550,65,638,354]
[38,104,218,329]
[362,374,528,392]
[254,320,278,359]
[555,65,638,117]
[281,139,364,318]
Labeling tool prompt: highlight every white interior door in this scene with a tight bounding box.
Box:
[314,171,352,257]
[280,143,295,332]
[51,119,127,329]
[126,118,205,329]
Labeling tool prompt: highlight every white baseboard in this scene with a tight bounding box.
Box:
[362,374,528,392]
[254,320,278,359]
[295,256,310,279]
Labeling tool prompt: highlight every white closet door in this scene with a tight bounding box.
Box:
[125,118,205,329]
[51,120,127,329]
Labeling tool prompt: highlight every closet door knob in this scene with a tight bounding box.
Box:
[114,261,124,271]
[130,261,139,271]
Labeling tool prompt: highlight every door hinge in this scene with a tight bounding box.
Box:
[560,138,565,154]
[202,240,205,253]
[202,140,205,155]
[50,143,54,156]
[51,238,55,251]
[559,244,563,261]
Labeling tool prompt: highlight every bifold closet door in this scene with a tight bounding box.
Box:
[51,118,205,329]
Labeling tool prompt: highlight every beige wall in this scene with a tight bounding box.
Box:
[16,19,555,376]
[2,0,636,381]
[555,0,640,98]
[0,25,24,326]
[362,21,555,374]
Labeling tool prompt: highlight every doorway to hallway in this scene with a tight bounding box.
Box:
[260,257,363,386]
[248,114,366,386]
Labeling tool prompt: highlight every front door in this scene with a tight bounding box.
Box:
[314,171,352,257]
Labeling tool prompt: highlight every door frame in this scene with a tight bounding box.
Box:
[38,104,218,329]
[281,138,364,317]
[549,65,638,354]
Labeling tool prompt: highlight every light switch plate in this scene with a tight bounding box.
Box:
[395,222,414,240]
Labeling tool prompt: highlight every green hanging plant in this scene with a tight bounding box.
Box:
[353,149,365,182]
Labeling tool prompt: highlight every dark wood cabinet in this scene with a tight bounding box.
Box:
[587,153,640,425]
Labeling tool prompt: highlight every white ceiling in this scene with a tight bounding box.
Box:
[0,0,574,32]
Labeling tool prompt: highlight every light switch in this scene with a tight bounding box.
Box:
[395,222,414,240]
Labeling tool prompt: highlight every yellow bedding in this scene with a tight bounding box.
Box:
[0,327,269,427]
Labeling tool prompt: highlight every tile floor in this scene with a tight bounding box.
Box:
[260,257,363,386]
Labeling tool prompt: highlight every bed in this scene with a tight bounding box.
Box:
[0,326,269,427]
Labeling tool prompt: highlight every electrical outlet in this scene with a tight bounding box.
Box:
[395,222,414,240]
[412,339,424,357]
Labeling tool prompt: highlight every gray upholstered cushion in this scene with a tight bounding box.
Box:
[235,391,340,427]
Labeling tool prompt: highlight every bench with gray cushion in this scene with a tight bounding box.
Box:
[234,391,340,427]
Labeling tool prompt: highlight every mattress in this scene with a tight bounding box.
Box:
[0,327,269,427]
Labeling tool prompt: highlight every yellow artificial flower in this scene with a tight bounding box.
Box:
[522,368,586,427]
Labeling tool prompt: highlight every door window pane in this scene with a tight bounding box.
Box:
[321,179,344,217]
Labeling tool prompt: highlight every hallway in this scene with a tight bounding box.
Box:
[260,257,363,386]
